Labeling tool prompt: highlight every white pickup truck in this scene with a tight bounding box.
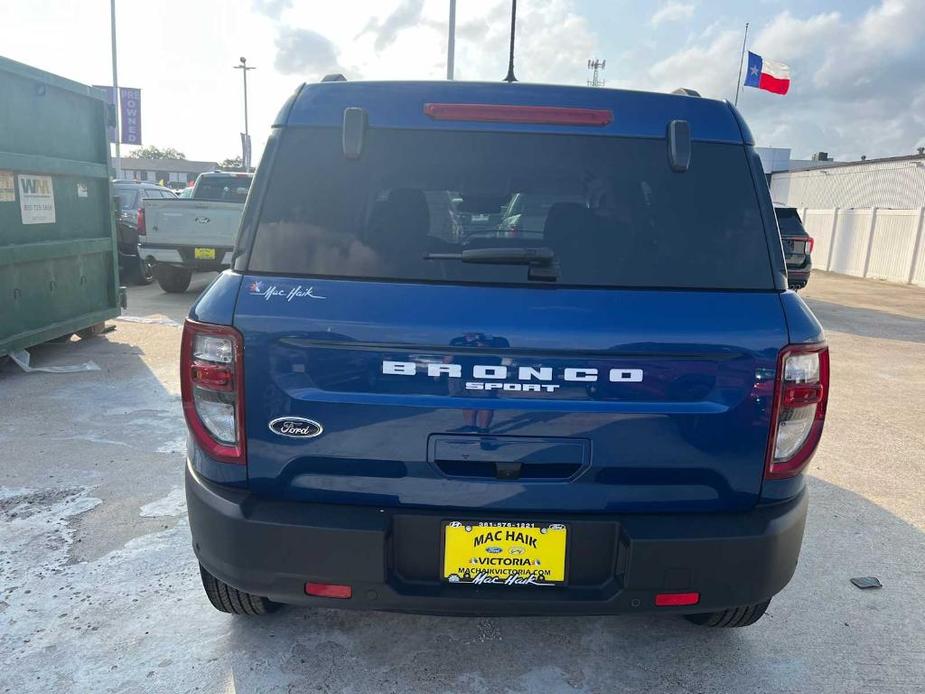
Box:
[141,171,253,292]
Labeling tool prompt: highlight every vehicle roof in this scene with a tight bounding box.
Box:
[280,81,751,145]
[198,171,254,178]
[112,179,172,189]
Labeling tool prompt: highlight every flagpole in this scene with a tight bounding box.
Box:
[734,22,749,107]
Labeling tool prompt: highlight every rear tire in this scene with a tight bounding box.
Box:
[156,265,192,293]
[129,255,155,285]
[684,599,771,627]
[199,565,279,616]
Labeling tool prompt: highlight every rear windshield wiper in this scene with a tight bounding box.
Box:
[424,247,559,281]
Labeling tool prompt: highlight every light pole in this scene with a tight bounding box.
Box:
[110,0,121,176]
[447,0,456,80]
[233,57,255,169]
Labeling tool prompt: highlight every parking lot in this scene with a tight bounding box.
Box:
[1,271,923,693]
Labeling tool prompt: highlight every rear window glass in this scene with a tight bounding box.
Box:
[775,208,807,237]
[195,176,251,202]
[249,128,773,289]
[115,188,139,210]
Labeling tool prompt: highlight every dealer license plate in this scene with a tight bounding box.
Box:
[442,521,567,586]
[194,247,216,260]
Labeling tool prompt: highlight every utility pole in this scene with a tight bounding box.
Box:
[234,57,255,170]
[447,0,456,80]
[587,58,606,87]
[110,0,121,177]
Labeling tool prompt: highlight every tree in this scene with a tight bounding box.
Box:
[219,155,244,170]
[128,145,186,160]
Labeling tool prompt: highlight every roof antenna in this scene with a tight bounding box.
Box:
[503,0,518,82]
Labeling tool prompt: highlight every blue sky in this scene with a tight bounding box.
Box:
[2,1,922,163]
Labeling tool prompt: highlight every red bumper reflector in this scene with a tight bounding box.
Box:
[655,592,700,607]
[423,103,613,126]
[305,582,352,599]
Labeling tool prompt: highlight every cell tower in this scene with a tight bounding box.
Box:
[587,58,606,87]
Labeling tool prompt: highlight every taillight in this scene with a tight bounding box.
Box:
[806,237,814,254]
[137,207,146,235]
[765,344,829,479]
[181,320,245,464]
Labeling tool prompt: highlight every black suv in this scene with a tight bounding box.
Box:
[775,207,813,290]
[113,180,177,284]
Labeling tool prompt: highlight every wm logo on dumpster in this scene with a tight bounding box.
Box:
[20,177,51,195]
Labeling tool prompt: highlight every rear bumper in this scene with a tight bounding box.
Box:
[186,463,808,616]
[786,258,812,287]
[141,243,233,268]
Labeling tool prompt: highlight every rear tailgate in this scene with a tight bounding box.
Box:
[142,199,243,249]
[236,278,787,513]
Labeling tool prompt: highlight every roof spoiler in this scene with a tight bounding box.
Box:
[671,88,701,97]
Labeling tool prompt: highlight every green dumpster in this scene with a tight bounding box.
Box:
[0,55,122,357]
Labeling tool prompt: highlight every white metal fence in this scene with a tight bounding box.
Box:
[798,207,925,286]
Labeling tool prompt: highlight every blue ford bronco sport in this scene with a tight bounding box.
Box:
[183,80,829,627]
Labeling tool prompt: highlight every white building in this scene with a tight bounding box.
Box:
[769,153,925,209]
[754,147,792,176]
[114,157,218,189]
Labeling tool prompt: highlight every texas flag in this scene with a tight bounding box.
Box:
[744,51,791,95]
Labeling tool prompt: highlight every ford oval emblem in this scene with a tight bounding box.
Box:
[268,417,323,438]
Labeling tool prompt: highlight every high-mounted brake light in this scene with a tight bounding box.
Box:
[423,103,613,126]
[181,320,246,464]
[765,344,829,479]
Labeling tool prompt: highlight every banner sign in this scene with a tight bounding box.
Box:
[93,86,142,144]
[92,85,117,143]
[120,88,142,145]
[241,133,252,169]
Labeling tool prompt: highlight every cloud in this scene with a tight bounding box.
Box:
[251,0,290,19]
[358,0,426,52]
[265,0,593,86]
[454,0,597,85]
[642,1,925,160]
[648,28,740,97]
[273,28,342,77]
[751,10,839,63]
[650,2,695,27]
